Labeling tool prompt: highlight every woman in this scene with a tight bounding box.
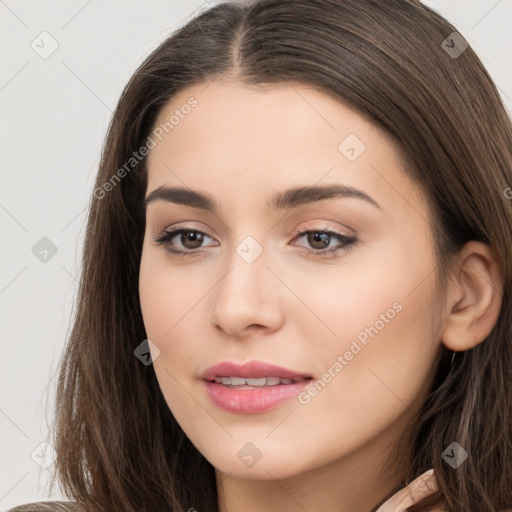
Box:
[9,0,512,510]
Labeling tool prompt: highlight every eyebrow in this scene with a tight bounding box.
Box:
[143,184,382,212]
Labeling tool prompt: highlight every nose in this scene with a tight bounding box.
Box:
[209,244,284,338]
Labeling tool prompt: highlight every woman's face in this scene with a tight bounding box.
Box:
[139,79,445,480]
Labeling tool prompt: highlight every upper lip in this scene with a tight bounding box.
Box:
[201,360,313,381]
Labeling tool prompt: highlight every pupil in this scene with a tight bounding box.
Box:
[183,231,203,249]
[309,232,329,249]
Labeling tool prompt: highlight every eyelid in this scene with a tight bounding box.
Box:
[153,224,217,247]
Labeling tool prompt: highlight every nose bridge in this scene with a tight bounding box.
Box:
[209,230,283,335]
[218,232,270,307]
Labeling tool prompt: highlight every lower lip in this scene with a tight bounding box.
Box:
[204,380,312,414]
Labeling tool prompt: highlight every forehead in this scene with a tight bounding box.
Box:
[145,79,424,216]
[149,79,378,163]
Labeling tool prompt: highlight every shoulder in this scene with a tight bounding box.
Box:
[6,502,84,512]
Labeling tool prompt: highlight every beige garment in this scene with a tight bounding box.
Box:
[375,469,445,512]
[375,470,512,512]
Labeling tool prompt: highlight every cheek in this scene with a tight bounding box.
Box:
[138,252,211,430]
[139,243,211,341]
[289,296,440,473]
[138,244,221,379]
[289,239,442,449]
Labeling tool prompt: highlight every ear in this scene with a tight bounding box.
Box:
[441,241,503,352]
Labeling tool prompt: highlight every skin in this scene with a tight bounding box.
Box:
[138,79,503,512]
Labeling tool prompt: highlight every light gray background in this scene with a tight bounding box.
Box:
[1,0,511,509]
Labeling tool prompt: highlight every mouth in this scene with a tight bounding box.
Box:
[201,360,314,413]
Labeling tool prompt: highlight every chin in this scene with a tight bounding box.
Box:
[197,436,323,480]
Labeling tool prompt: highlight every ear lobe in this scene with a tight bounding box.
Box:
[441,241,503,352]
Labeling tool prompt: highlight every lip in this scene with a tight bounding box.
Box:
[200,360,313,381]
[201,360,313,414]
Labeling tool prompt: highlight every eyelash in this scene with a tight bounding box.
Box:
[152,225,357,259]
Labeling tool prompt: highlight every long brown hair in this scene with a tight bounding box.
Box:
[12,1,512,511]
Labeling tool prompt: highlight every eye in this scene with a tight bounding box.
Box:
[291,228,357,258]
[153,227,217,257]
[153,225,357,259]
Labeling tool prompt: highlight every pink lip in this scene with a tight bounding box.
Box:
[201,360,313,414]
[200,360,312,381]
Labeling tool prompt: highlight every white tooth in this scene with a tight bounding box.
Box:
[245,377,267,386]
[217,376,295,387]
